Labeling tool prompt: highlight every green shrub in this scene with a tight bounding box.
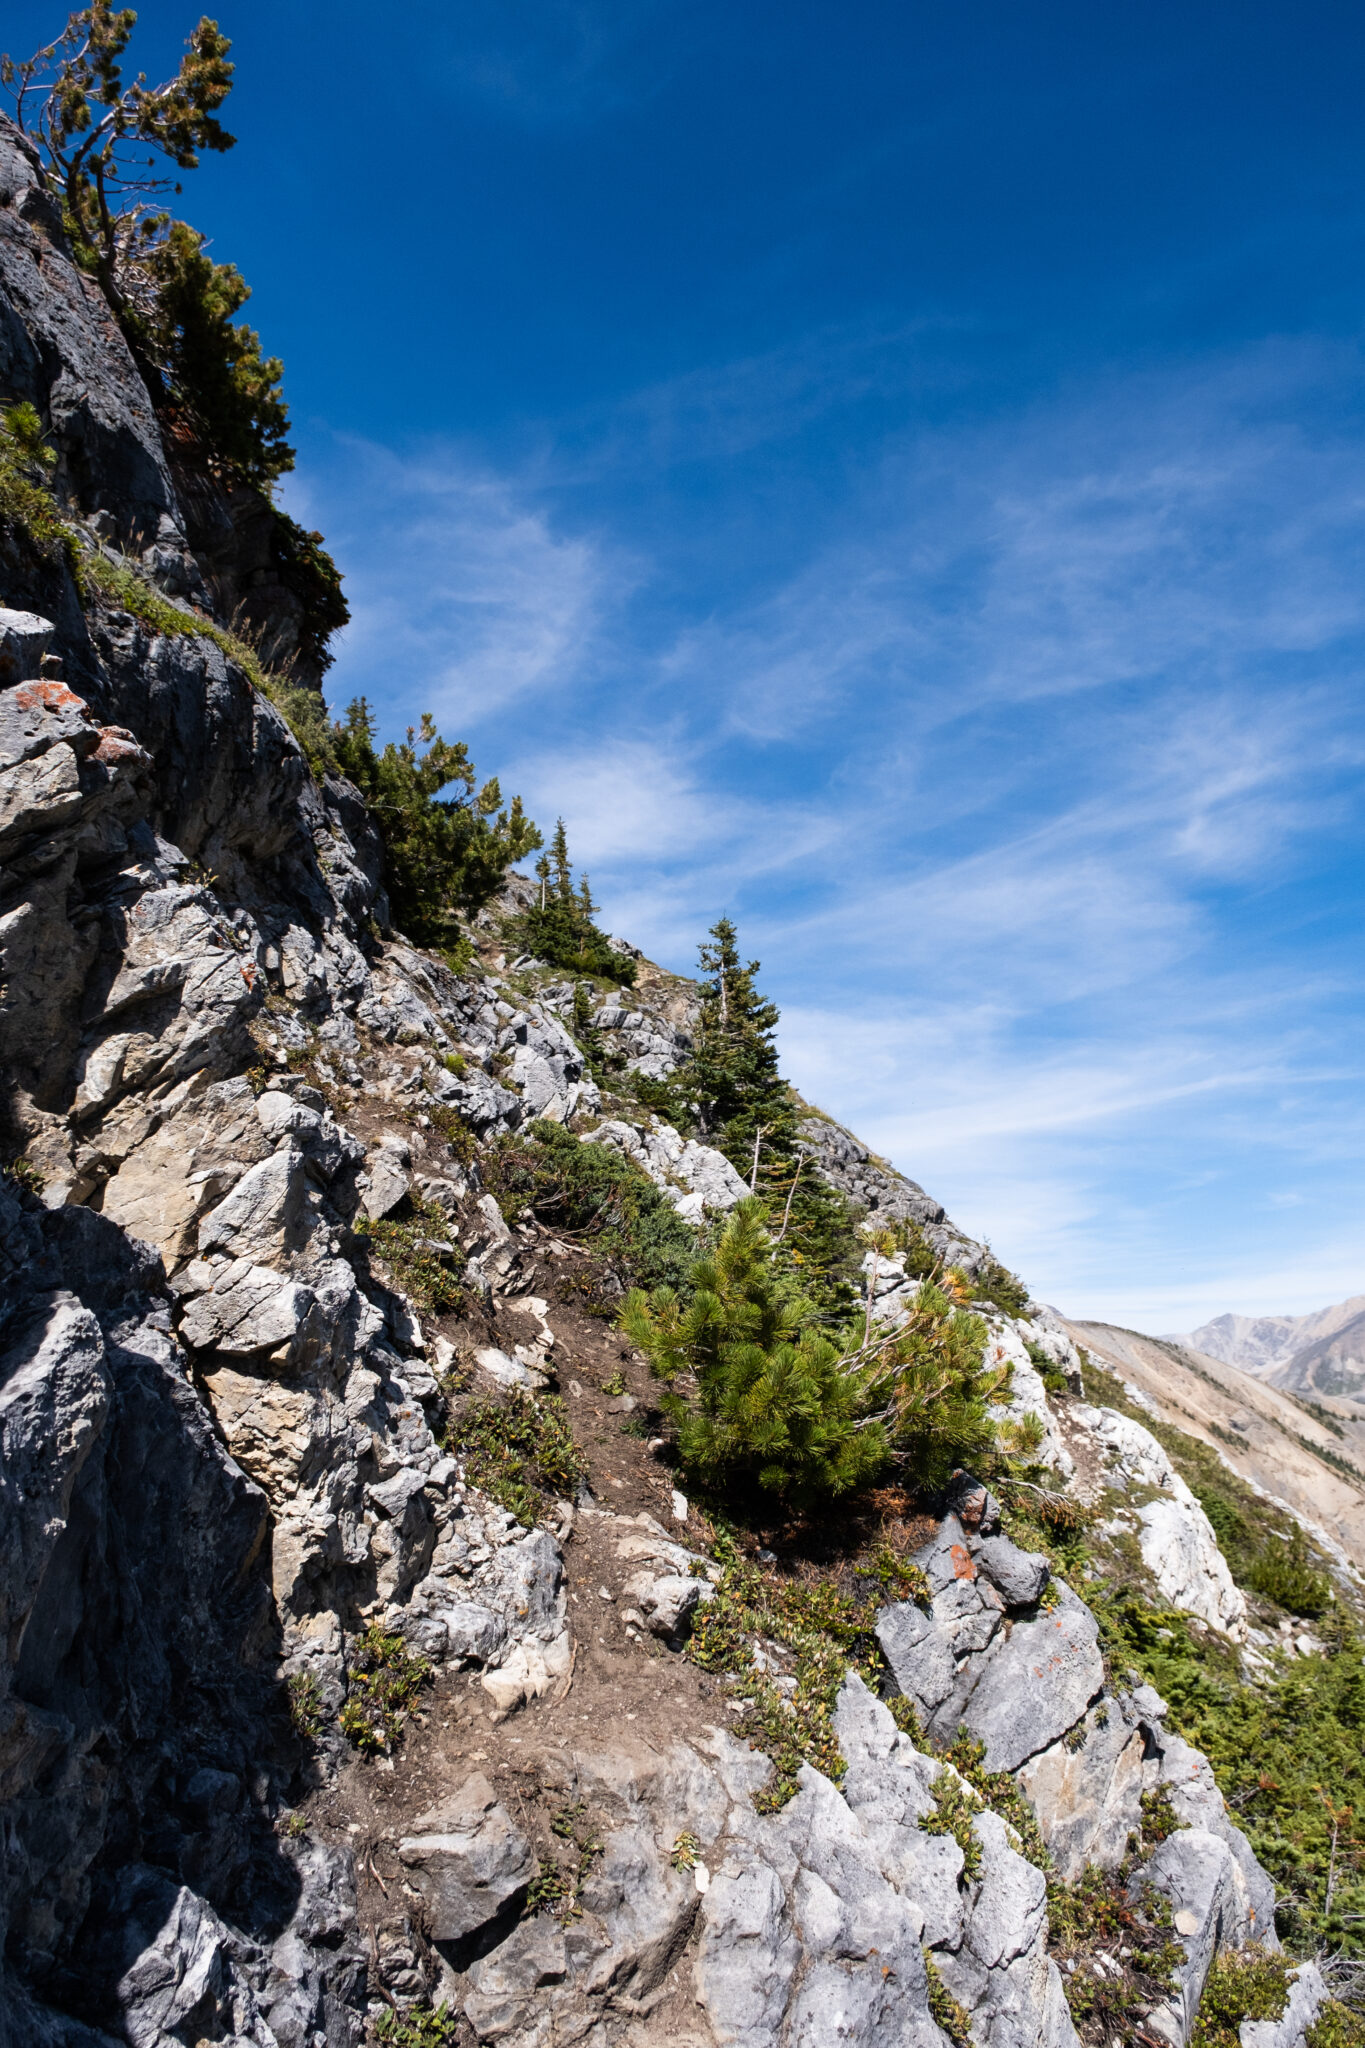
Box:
[0,402,77,567]
[1309,2002,1365,2048]
[1247,1527,1332,1618]
[971,1252,1031,1317]
[339,1623,431,1754]
[485,1119,698,1298]
[873,1280,1006,1493]
[1025,1336,1071,1395]
[286,1670,323,1741]
[334,699,540,941]
[923,1953,973,2048]
[934,1726,1051,1870]
[516,898,636,984]
[451,1386,586,1526]
[624,1200,1013,1513]
[374,2005,463,2048]
[623,1199,891,1509]
[923,1768,984,1879]
[1192,1948,1292,2048]
[1047,1862,1183,2045]
[354,1196,465,1316]
[671,1829,701,1870]
[672,917,865,1316]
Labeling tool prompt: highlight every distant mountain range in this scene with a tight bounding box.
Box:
[1166,1294,1365,1400]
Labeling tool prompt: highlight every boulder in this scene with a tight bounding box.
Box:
[0,608,54,689]
[177,1258,315,1356]
[398,1775,536,1944]
[1018,1701,1149,1876]
[973,1533,1050,1607]
[954,1582,1104,1770]
[623,1570,714,1641]
[360,1135,411,1220]
[1138,1496,1248,1640]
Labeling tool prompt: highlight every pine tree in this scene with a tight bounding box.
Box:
[621,1199,889,1508]
[680,916,863,1317]
[515,821,635,985]
[689,918,790,1163]
[332,703,541,945]
[550,819,573,903]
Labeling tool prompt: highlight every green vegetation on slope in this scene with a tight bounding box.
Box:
[484,1117,699,1302]
[622,1197,1043,1513]
[1056,1353,1365,1961]
[333,698,541,943]
[512,820,637,985]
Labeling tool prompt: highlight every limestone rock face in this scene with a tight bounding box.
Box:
[0,117,192,557]
[1074,1405,1248,1638]
[584,1115,748,1219]
[877,1514,1104,1770]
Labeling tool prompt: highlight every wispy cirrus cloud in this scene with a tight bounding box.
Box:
[300,330,1365,1326]
[296,437,627,735]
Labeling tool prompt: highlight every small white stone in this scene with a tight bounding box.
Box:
[671,1489,688,1524]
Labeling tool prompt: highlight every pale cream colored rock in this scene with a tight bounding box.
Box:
[198,1363,318,1497]
[1018,1710,1148,1877]
[101,1130,243,1266]
[0,738,82,842]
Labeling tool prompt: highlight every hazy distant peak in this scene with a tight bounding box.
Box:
[1166,1294,1365,1389]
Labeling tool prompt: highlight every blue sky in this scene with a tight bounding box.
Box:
[10,0,1365,1328]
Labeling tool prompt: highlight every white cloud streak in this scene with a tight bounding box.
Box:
[300,333,1365,1330]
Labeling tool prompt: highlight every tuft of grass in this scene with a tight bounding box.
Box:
[1191,1948,1292,2048]
[924,1951,974,2048]
[339,1622,431,1754]
[354,1195,465,1316]
[449,1386,587,1527]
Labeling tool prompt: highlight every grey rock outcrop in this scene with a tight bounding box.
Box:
[398,1777,536,1945]
[877,1513,1104,1769]
[584,1114,748,1220]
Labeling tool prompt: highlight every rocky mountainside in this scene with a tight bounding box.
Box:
[0,101,1360,2048]
[1168,1299,1365,1395]
[1064,1322,1365,1571]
